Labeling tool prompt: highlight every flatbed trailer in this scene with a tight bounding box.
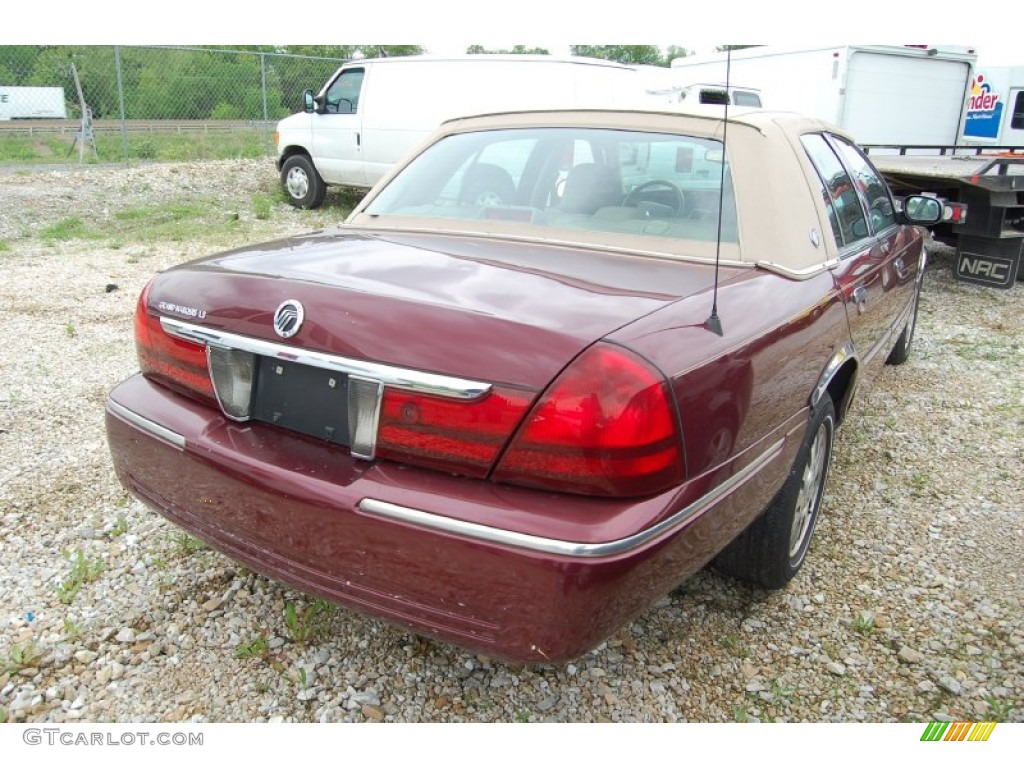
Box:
[867,146,1024,288]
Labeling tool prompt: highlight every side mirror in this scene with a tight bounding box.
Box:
[303,90,316,114]
[901,195,943,226]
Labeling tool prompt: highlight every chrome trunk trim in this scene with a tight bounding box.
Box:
[160,317,492,401]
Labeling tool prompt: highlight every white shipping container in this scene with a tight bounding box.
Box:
[670,45,977,146]
[0,86,68,120]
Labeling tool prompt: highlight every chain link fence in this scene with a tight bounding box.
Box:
[0,46,349,165]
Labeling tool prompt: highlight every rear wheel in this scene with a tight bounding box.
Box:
[714,396,836,589]
[281,154,327,209]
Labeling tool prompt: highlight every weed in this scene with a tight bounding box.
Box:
[909,472,928,496]
[0,240,9,252]
[283,599,335,645]
[514,708,531,723]
[733,706,751,722]
[852,612,876,635]
[985,696,1014,721]
[172,531,207,556]
[62,618,84,640]
[769,678,795,704]
[3,640,42,674]
[252,194,272,221]
[56,549,104,604]
[235,634,269,660]
[64,323,76,338]
[107,514,129,538]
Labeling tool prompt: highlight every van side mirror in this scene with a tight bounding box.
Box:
[303,90,316,114]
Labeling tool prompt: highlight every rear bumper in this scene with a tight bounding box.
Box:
[105,374,796,663]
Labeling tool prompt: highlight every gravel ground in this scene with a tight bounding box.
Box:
[0,160,1021,724]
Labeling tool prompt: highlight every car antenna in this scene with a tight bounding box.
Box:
[704,47,732,338]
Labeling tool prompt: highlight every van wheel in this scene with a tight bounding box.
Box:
[281,155,327,209]
[713,396,835,589]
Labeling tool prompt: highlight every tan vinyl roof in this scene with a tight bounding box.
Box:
[349,108,852,278]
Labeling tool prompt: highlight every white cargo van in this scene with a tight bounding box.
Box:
[962,66,1024,145]
[274,55,650,208]
[670,45,977,146]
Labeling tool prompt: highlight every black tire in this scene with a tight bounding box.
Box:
[281,154,327,209]
[714,396,836,589]
[886,280,921,366]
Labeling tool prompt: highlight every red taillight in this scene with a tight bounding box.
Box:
[376,386,534,478]
[493,343,684,497]
[134,282,215,402]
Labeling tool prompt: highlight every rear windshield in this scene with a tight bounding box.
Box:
[364,127,737,244]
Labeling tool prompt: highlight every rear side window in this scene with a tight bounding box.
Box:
[801,134,869,248]
[830,136,896,233]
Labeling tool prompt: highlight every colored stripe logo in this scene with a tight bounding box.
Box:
[921,721,997,741]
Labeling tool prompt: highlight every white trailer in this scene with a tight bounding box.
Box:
[0,86,68,120]
[962,66,1024,145]
[670,45,976,145]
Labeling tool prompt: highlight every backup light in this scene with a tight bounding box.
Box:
[207,346,256,420]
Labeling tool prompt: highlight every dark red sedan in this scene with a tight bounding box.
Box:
[106,109,942,663]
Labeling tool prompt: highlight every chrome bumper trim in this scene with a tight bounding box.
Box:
[160,317,491,401]
[359,439,784,558]
[106,399,186,450]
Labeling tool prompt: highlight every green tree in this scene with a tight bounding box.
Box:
[663,46,691,63]
[570,45,665,66]
[465,45,551,55]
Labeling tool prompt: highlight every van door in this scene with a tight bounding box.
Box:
[311,66,367,187]
[1001,88,1024,144]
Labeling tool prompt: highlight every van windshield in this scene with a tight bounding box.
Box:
[364,127,736,243]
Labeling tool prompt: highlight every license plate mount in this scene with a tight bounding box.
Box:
[252,358,349,446]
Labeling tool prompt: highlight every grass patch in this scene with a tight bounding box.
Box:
[62,618,84,641]
[0,128,269,165]
[3,640,42,675]
[284,599,336,645]
[112,201,230,242]
[252,193,273,220]
[41,217,96,241]
[986,696,1014,721]
[851,612,875,635]
[172,531,207,556]
[235,633,270,660]
[56,549,104,605]
[0,240,10,252]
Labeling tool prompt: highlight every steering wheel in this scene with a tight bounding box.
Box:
[623,180,685,216]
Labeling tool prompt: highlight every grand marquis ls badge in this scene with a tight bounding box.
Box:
[273,300,304,338]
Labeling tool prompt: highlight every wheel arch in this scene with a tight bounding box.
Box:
[811,342,860,427]
[277,145,313,171]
